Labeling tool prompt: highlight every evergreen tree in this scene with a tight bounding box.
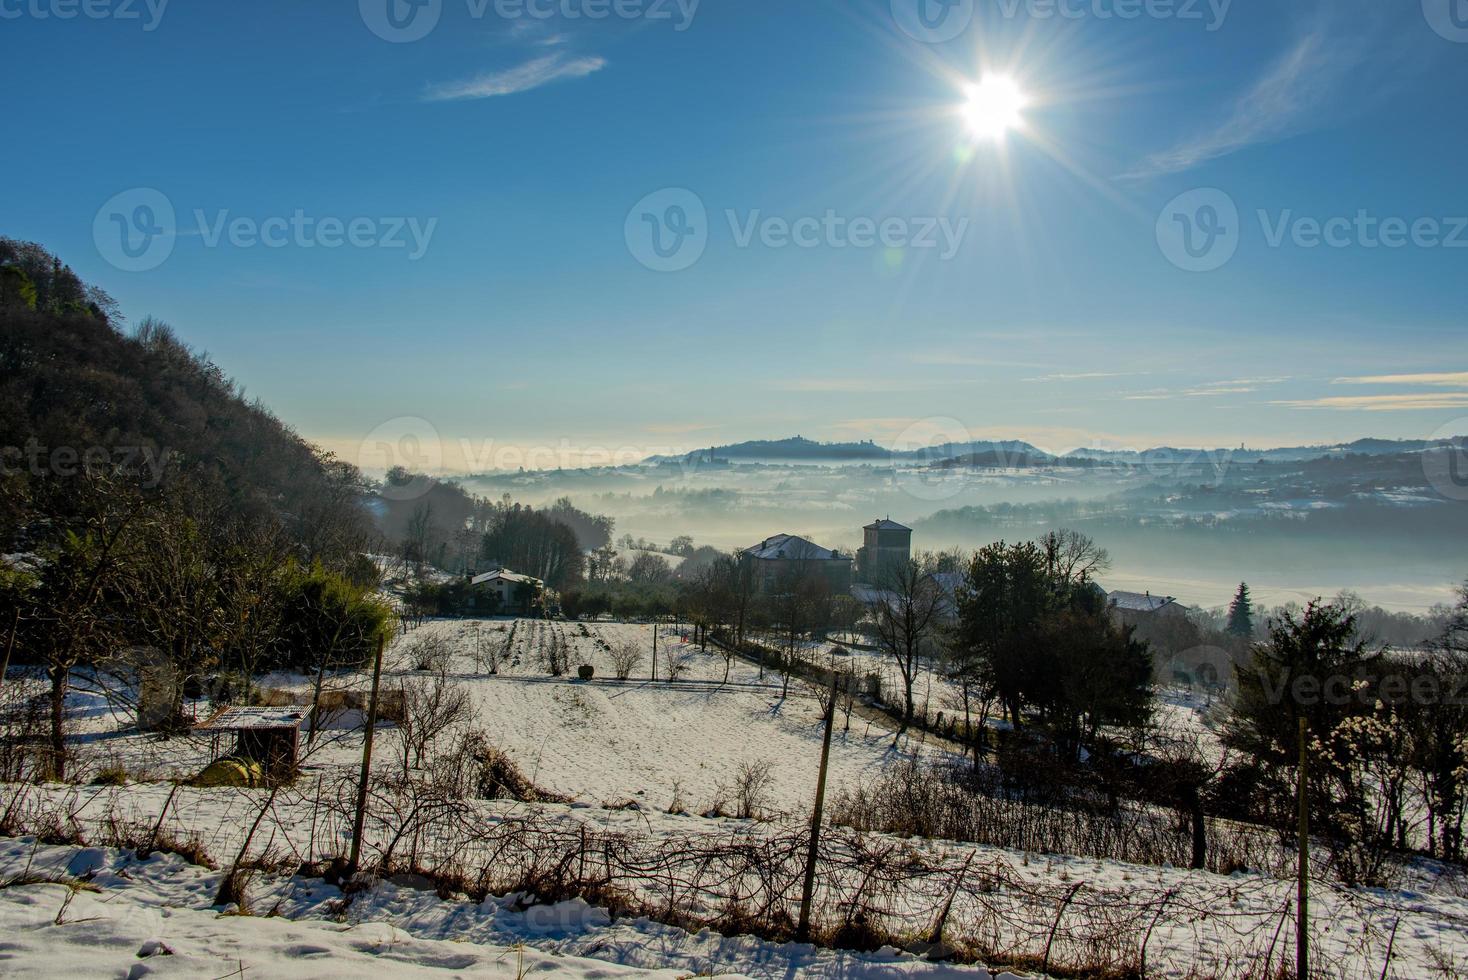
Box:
[1223,600,1379,766]
[1226,582,1255,638]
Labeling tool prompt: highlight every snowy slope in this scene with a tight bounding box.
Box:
[0,838,1026,979]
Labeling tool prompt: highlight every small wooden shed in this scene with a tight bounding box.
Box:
[195,706,306,778]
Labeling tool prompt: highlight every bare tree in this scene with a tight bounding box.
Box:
[1040,529,1110,588]
[870,555,948,736]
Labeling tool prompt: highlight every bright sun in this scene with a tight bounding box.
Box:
[962,75,1027,140]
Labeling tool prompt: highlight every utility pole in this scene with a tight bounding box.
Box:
[797,675,839,941]
[1297,715,1310,980]
[348,635,386,875]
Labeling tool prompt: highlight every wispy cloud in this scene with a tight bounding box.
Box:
[1122,32,1352,179]
[1274,393,1468,411]
[1024,371,1138,383]
[424,53,606,102]
[1333,372,1468,387]
[1115,0,1408,182]
[768,378,971,394]
[1123,377,1289,401]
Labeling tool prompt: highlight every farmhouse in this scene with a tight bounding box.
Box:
[740,533,854,594]
[471,568,544,614]
[1105,589,1188,626]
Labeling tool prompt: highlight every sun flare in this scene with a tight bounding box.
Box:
[962,74,1027,140]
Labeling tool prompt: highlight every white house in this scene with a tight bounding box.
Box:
[470,569,543,613]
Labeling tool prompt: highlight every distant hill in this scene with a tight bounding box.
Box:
[1064,438,1455,464]
[642,434,1466,472]
[653,436,1050,464]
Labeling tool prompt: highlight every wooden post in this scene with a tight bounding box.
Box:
[797,675,839,941]
[1297,715,1310,980]
[0,609,17,694]
[651,622,658,682]
[348,635,386,875]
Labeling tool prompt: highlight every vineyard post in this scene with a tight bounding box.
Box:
[797,674,839,940]
[348,634,386,875]
[1297,715,1310,980]
[0,608,18,694]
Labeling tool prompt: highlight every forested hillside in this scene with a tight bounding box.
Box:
[0,240,389,779]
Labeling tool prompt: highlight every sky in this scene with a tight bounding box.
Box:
[3,0,1467,472]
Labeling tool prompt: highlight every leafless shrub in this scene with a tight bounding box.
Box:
[719,760,775,820]
[396,670,472,771]
[608,639,643,681]
[538,630,570,677]
[664,644,695,682]
[402,632,452,673]
[431,729,570,804]
[0,682,49,783]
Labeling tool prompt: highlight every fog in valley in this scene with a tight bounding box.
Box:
[448,437,1468,615]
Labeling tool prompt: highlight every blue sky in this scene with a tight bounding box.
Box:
[3,0,1467,469]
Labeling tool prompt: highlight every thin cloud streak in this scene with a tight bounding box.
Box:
[425,54,606,102]
[1274,393,1468,411]
[1120,30,1356,179]
[1333,372,1468,387]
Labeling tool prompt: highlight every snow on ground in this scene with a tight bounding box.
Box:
[383,619,928,809]
[26,618,954,814]
[0,837,1034,980]
[7,617,1468,977]
[5,783,1468,979]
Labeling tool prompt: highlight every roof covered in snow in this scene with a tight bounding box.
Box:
[743,534,849,562]
[471,569,542,587]
[1106,590,1178,613]
[864,519,911,532]
[196,706,306,731]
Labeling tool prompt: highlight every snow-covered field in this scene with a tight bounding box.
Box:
[3,616,1467,977]
[0,837,1029,979]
